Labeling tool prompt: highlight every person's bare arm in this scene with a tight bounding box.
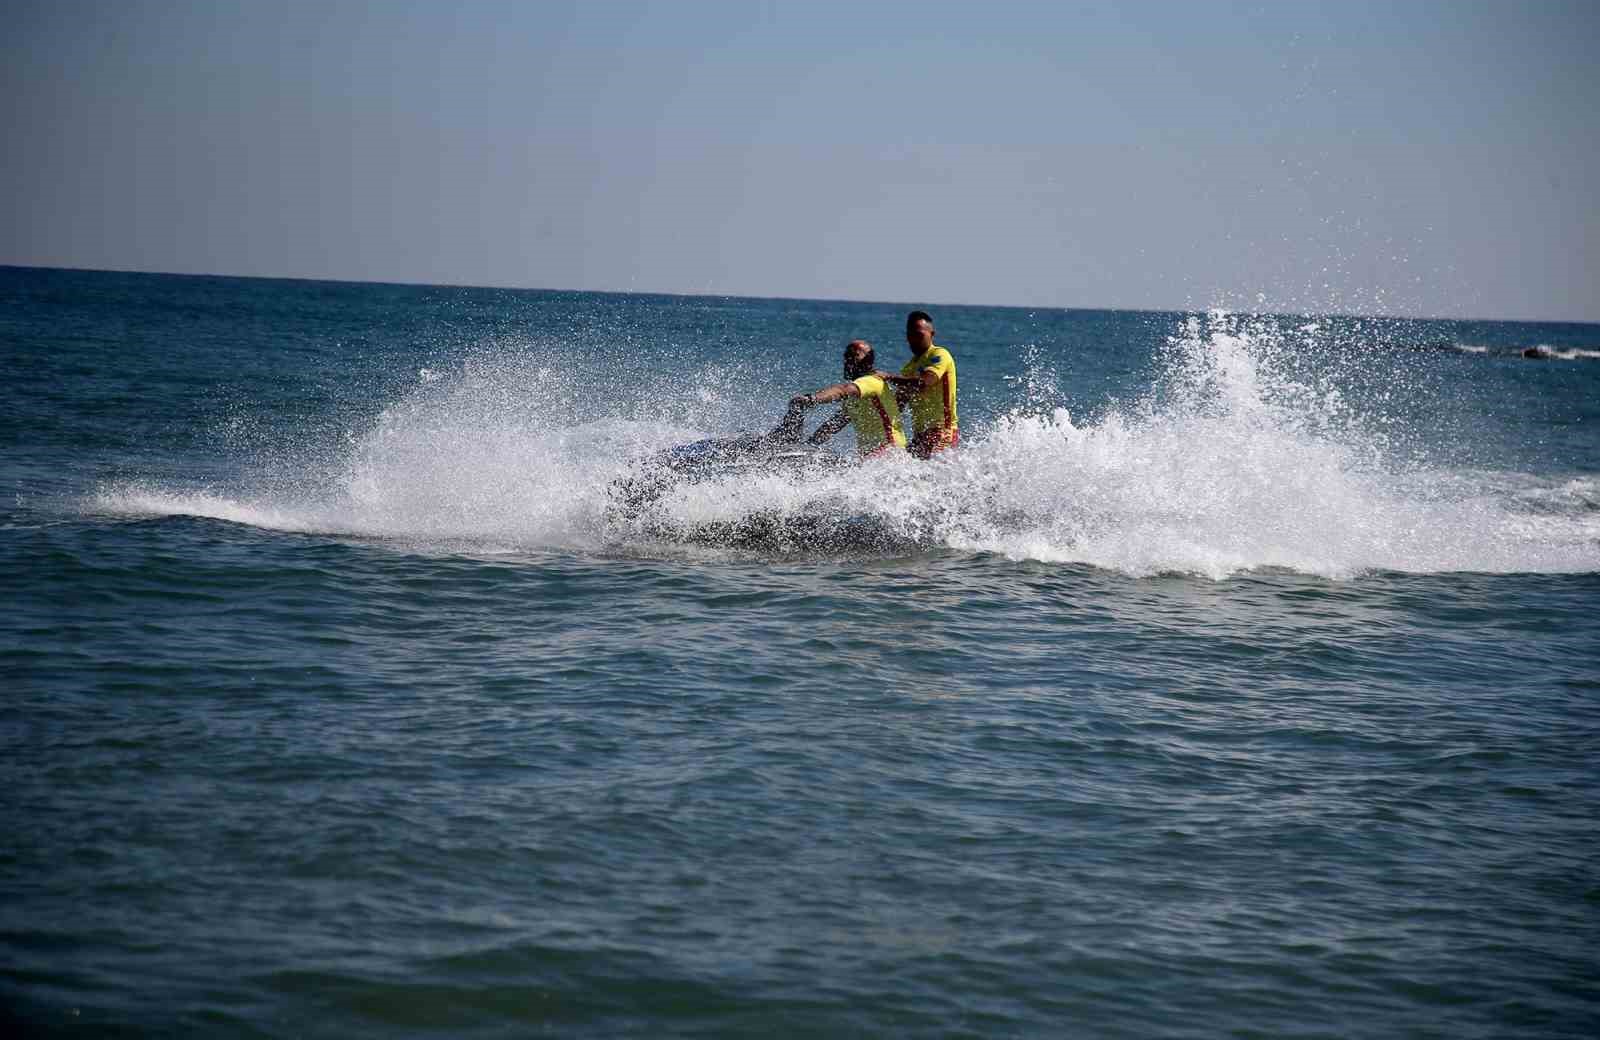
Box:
[807,410,851,444]
[790,381,862,409]
[774,381,861,442]
[878,369,933,407]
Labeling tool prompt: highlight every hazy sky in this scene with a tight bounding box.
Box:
[4,0,1597,321]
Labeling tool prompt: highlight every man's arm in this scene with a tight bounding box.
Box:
[774,381,861,442]
[880,370,938,390]
[807,410,851,445]
[881,370,939,393]
[790,381,862,409]
[878,369,936,407]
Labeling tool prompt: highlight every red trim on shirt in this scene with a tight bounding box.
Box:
[869,395,896,450]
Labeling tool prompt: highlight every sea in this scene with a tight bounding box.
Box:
[2,265,1597,1038]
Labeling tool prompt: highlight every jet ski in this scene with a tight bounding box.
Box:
[605,401,917,552]
[609,428,851,520]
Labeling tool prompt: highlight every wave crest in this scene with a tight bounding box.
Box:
[92,320,1599,576]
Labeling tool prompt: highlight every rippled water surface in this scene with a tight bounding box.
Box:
[3,268,1598,1037]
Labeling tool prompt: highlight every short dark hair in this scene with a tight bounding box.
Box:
[906,310,933,327]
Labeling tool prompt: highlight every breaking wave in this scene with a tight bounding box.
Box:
[93,315,1600,577]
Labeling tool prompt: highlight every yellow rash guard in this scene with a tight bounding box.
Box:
[900,344,958,455]
[842,374,907,456]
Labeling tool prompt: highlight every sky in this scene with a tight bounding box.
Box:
[3,0,1597,322]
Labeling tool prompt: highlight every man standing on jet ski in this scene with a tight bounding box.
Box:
[783,340,907,458]
[883,310,958,459]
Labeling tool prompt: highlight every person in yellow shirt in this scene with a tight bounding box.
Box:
[781,340,907,458]
[884,310,958,458]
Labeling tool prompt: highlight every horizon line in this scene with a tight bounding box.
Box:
[4,261,1595,329]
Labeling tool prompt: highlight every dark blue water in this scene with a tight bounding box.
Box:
[3,267,1598,1037]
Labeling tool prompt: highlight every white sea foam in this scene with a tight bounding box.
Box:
[1522,344,1600,361]
[94,317,1600,577]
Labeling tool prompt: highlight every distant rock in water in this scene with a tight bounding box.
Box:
[1523,346,1553,359]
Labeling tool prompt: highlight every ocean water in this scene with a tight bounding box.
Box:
[2,266,1597,1038]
